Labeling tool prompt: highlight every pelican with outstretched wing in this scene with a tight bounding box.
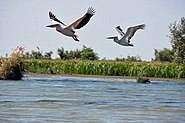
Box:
[47,7,95,41]
[107,24,146,47]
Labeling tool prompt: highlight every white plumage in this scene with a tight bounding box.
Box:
[47,7,95,41]
[107,24,146,47]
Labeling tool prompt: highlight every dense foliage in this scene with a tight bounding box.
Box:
[57,47,81,59]
[169,17,185,63]
[22,46,98,60]
[24,59,185,78]
[58,46,99,60]
[80,46,99,60]
[154,48,174,62]
[154,17,185,63]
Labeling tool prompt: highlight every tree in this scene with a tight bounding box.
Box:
[154,48,174,62]
[154,17,185,63]
[23,51,30,59]
[31,50,43,59]
[80,46,99,60]
[57,47,66,59]
[58,47,78,59]
[126,56,141,62]
[169,17,185,63]
[44,51,53,59]
[57,46,98,60]
[73,49,81,59]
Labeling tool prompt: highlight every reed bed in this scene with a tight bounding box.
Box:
[24,59,185,78]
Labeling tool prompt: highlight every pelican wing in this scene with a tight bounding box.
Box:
[115,26,125,36]
[67,7,95,30]
[125,24,146,40]
[49,11,67,26]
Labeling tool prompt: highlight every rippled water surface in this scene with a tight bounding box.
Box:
[0,76,185,123]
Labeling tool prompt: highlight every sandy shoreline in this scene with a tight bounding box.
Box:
[24,73,185,82]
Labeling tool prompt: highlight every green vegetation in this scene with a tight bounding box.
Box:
[80,46,99,60]
[115,56,142,62]
[154,17,185,63]
[24,45,98,60]
[57,47,81,59]
[23,47,53,59]
[24,59,185,78]
[57,46,99,60]
[0,46,24,80]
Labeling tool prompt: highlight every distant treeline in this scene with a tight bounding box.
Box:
[23,46,99,60]
[22,45,143,62]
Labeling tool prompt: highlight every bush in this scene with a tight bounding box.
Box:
[0,46,25,80]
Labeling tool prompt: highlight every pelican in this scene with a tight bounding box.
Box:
[46,7,95,41]
[107,24,146,47]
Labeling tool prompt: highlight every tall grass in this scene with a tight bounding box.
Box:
[0,46,25,80]
[24,59,185,78]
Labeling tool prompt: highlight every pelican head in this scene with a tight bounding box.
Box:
[107,36,118,42]
[46,24,60,28]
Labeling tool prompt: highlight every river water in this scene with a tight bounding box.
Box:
[0,75,185,123]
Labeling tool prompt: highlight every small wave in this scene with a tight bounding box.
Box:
[0,101,14,103]
[36,99,63,103]
[107,87,120,91]
[159,101,185,104]
[84,101,97,105]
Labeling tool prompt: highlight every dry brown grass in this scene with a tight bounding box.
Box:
[0,46,25,80]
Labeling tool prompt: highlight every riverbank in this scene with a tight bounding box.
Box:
[23,73,185,82]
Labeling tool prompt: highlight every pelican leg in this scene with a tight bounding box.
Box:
[128,43,134,47]
[72,35,79,41]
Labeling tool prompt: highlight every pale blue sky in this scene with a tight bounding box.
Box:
[0,0,185,60]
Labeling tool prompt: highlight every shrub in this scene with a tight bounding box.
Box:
[0,46,25,80]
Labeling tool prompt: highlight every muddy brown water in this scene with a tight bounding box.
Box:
[0,76,185,122]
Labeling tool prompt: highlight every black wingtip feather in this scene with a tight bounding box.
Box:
[116,26,123,32]
[75,7,95,29]
[48,11,67,26]
[49,11,55,20]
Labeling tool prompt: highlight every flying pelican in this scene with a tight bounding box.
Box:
[107,24,146,47]
[46,7,95,41]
